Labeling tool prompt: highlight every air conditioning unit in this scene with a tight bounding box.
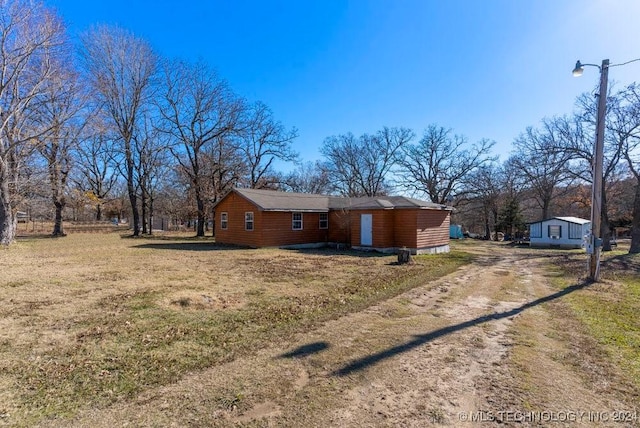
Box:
[551,235,559,240]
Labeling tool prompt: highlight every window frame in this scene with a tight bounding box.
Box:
[220,212,228,230]
[292,212,303,230]
[319,212,329,229]
[245,212,254,231]
[548,224,561,239]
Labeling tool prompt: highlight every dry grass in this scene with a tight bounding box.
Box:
[0,233,470,426]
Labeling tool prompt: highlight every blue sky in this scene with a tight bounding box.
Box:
[49,0,640,166]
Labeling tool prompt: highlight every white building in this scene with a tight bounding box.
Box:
[528,217,590,249]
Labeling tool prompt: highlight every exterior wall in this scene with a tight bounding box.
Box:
[215,191,451,253]
[393,209,418,248]
[214,192,262,248]
[529,219,588,249]
[415,210,450,249]
[260,211,329,247]
[349,210,395,248]
[328,210,350,244]
[214,192,334,248]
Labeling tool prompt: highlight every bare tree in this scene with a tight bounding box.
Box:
[35,64,85,236]
[240,101,298,188]
[133,114,170,234]
[207,135,244,203]
[80,25,157,237]
[399,125,494,204]
[159,61,243,236]
[321,126,413,197]
[158,59,242,236]
[563,92,633,250]
[73,119,119,221]
[465,163,502,240]
[616,83,640,253]
[320,132,361,196]
[0,0,68,244]
[283,161,331,194]
[511,120,575,220]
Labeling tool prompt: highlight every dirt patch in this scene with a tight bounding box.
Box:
[162,290,246,311]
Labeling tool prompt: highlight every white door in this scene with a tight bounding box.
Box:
[361,214,373,246]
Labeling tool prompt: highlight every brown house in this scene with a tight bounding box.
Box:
[213,188,451,254]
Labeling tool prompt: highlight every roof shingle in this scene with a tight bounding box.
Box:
[227,188,450,212]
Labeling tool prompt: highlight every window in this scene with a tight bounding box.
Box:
[245,212,254,231]
[220,212,228,230]
[569,223,582,239]
[548,225,561,239]
[319,212,328,229]
[292,212,303,230]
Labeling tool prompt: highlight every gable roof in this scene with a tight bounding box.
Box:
[345,196,449,210]
[555,216,591,225]
[528,216,590,225]
[233,188,331,212]
[220,188,451,212]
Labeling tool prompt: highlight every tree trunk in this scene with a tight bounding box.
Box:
[148,196,154,235]
[141,190,148,234]
[96,203,102,221]
[0,161,16,245]
[52,201,65,236]
[125,154,140,236]
[397,249,412,264]
[630,183,640,254]
[0,193,16,246]
[128,188,140,236]
[195,188,205,237]
[542,197,551,221]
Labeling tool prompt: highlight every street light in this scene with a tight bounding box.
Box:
[573,57,640,281]
[573,59,608,281]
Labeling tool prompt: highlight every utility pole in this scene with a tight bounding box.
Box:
[588,59,609,281]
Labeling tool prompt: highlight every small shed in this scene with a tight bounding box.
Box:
[528,217,590,249]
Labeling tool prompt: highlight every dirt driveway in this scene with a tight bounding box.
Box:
[60,243,639,427]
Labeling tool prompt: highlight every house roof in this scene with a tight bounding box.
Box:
[555,216,591,225]
[222,188,451,212]
[233,188,331,212]
[345,196,449,210]
[528,216,591,225]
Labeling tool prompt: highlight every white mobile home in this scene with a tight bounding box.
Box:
[528,217,590,249]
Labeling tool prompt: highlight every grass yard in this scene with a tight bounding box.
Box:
[0,232,471,426]
[549,242,640,389]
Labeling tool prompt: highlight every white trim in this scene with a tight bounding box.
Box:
[220,212,228,230]
[319,212,328,229]
[292,212,303,230]
[245,212,254,231]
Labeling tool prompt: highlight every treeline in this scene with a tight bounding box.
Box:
[1,0,639,254]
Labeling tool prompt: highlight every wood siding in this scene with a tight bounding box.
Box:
[215,190,450,250]
[394,210,418,248]
[416,210,450,248]
[259,211,329,247]
[351,208,450,249]
[214,192,262,247]
[328,210,350,244]
[215,192,333,247]
[349,210,395,248]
